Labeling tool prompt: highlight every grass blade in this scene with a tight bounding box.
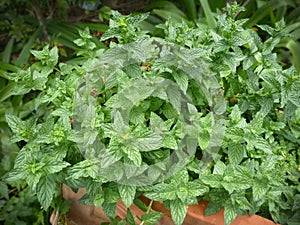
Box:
[147,1,188,19]
[0,62,19,73]
[182,0,197,21]
[285,39,300,72]
[199,0,216,28]
[244,0,295,28]
[2,38,14,63]
[0,82,15,103]
[15,28,41,67]
[152,9,188,22]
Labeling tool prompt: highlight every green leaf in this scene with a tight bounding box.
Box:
[213,160,226,175]
[229,105,242,124]
[152,9,187,23]
[224,200,238,225]
[251,136,272,154]
[187,180,209,197]
[100,28,123,42]
[258,97,273,117]
[0,181,9,200]
[126,208,136,225]
[141,212,163,225]
[68,159,102,179]
[252,180,269,201]
[201,174,223,188]
[227,144,246,165]
[94,193,105,207]
[144,182,177,201]
[205,201,222,216]
[118,184,136,207]
[225,127,244,143]
[170,199,188,225]
[173,70,189,93]
[5,114,23,133]
[36,175,56,210]
[133,198,148,212]
[102,202,116,217]
[129,134,163,152]
[43,159,70,174]
[198,130,210,150]
[30,45,58,67]
[292,195,300,211]
[182,0,197,21]
[124,147,142,166]
[118,220,127,225]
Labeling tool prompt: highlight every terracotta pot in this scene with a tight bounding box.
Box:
[50,184,280,225]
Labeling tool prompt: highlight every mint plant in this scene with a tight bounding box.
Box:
[3,3,300,225]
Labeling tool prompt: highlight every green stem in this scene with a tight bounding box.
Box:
[140,199,154,225]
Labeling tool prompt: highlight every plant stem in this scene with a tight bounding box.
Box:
[140,199,154,225]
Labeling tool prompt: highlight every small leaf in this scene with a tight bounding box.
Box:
[187,180,209,197]
[258,97,273,117]
[133,198,148,212]
[102,202,116,217]
[198,130,210,150]
[118,219,127,225]
[141,212,163,225]
[227,144,246,165]
[173,70,189,93]
[125,148,142,166]
[126,208,136,225]
[201,174,223,188]
[94,193,104,207]
[170,199,188,225]
[118,184,136,207]
[213,160,226,175]
[205,201,222,216]
[5,114,23,133]
[0,181,9,200]
[226,127,244,142]
[229,105,241,124]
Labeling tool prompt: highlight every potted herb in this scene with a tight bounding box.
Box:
[5,3,300,225]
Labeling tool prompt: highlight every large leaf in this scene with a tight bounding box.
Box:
[224,200,238,225]
[36,175,56,210]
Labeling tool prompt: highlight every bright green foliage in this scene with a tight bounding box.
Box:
[144,170,208,224]
[1,4,300,225]
[100,11,150,43]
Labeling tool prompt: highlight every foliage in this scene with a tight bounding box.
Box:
[0,0,108,66]
[1,2,300,225]
[144,0,300,72]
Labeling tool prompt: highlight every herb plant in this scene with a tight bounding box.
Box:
[3,3,300,225]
